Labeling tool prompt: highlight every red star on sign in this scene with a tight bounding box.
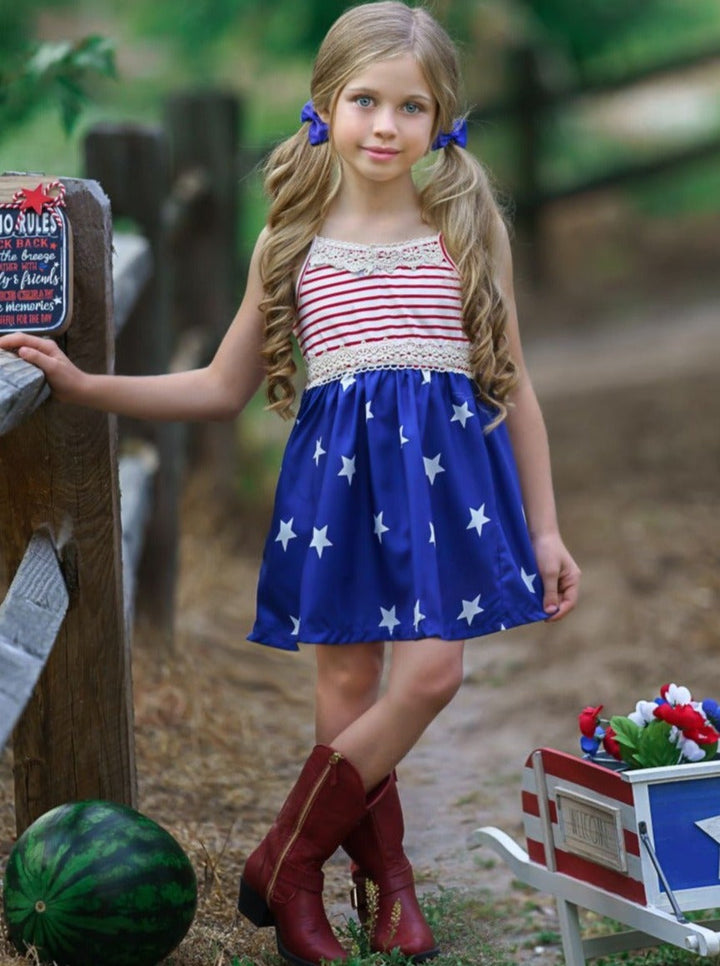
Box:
[18,183,54,214]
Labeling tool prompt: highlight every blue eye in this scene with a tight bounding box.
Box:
[355,96,373,108]
[404,102,422,114]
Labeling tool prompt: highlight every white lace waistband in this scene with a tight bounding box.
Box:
[304,339,473,388]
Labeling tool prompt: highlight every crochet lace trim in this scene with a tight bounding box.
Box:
[305,339,472,387]
[307,234,449,275]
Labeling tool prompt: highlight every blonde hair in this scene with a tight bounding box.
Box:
[260,0,517,424]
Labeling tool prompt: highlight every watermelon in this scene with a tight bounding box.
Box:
[2,800,197,966]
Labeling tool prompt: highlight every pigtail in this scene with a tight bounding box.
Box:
[260,130,339,418]
[420,145,517,427]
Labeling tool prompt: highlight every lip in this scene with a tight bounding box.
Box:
[362,146,400,160]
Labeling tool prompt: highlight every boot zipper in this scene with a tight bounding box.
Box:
[266,751,343,902]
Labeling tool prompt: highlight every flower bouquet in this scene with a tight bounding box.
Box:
[579,683,720,770]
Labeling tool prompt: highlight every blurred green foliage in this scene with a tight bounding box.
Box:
[520,0,720,75]
[0,2,116,143]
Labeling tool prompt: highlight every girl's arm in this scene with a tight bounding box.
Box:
[494,218,581,621]
[0,231,269,422]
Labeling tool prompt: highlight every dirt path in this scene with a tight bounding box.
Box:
[1,297,719,965]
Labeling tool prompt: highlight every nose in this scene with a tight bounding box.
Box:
[373,106,397,138]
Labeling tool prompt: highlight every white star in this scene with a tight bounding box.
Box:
[310,525,333,558]
[338,454,357,485]
[423,453,445,485]
[413,599,426,631]
[275,518,297,551]
[451,401,474,428]
[458,594,484,625]
[290,616,301,636]
[467,504,491,537]
[421,370,432,384]
[341,373,356,391]
[365,401,374,421]
[429,522,436,545]
[696,816,720,877]
[521,568,537,593]
[374,511,389,543]
[379,605,400,634]
[399,425,409,446]
[313,438,326,466]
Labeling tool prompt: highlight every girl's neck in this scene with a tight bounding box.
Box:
[322,181,431,246]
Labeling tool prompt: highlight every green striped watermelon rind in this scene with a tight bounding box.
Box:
[2,800,198,966]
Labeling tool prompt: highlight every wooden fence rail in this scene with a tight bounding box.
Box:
[0,176,137,833]
[0,92,240,833]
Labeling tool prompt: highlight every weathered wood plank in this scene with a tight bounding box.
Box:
[0,175,137,833]
[112,232,152,336]
[118,442,159,631]
[0,349,50,436]
[0,532,68,755]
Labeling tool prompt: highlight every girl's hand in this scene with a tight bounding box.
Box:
[0,333,85,403]
[532,532,581,622]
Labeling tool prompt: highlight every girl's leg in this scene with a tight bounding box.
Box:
[330,637,465,790]
[314,641,386,744]
[336,637,464,961]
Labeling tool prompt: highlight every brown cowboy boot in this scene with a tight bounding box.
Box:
[238,745,388,966]
[343,772,439,962]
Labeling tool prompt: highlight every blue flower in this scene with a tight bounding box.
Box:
[702,699,720,730]
[580,735,601,755]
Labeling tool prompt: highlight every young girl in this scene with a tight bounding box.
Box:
[0,3,580,964]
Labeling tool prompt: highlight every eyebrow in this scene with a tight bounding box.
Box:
[345,86,433,103]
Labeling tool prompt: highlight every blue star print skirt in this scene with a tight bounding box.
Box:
[248,368,548,650]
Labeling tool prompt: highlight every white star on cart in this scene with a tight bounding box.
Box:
[696,816,720,877]
[451,401,474,428]
[313,438,326,466]
[310,525,333,558]
[458,595,484,625]
[467,504,491,537]
[423,453,445,485]
[521,568,537,593]
[275,518,297,551]
[374,511,389,543]
[379,605,400,634]
[338,454,357,485]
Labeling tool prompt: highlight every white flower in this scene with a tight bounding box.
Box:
[677,734,705,762]
[665,683,692,706]
[628,700,657,727]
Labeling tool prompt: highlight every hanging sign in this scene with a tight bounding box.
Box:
[0,180,73,335]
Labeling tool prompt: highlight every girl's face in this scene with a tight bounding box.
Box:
[328,54,437,188]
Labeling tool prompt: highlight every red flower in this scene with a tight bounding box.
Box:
[579,705,603,738]
[653,703,720,745]
[602,726,622,760]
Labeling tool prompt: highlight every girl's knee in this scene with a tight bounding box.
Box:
[316,643,385,703]
[394,646,464,714]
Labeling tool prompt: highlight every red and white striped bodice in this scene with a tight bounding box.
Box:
[295,234,472,387]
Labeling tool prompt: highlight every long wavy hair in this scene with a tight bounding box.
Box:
[260,1,517,424]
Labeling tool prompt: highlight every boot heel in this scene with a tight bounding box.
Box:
[238,878,275,927]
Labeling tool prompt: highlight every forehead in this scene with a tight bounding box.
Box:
[342,53,434,100]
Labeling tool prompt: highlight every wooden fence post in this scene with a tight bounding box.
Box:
[0,175,136,833]
[84,125,180,647]
[511,44,546,282]
[164,91,241,487]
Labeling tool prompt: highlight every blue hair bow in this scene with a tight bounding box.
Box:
[300,101,329,146]
[432,117,468,151]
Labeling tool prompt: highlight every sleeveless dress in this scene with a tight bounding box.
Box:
[248,234,548,650]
